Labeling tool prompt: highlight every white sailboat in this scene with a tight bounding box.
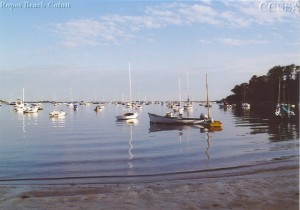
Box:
[275,77,295,119]
[184,71,193,110]
[173,77,184,114]
[116,62,138,120]
[242,84,250,109]
[66,87,74,107]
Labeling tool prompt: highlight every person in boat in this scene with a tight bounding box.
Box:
[200,113,214,123]
[178,113,183,119]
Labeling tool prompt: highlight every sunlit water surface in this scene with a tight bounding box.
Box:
[0,103,298,183]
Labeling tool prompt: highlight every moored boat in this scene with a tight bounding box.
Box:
[148,74,223,128]
[23,106,39,113]
[94,105,103,112]
[275,104,295,119]
[49,110,67,117]
[148,112,205,125]
[116,112,138,120]
[274,78,295,120]
[116,62,138,120]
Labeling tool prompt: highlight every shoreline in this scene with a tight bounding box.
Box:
[0,159,299,210]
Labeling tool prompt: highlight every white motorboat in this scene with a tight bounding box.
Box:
[116,112,139,120]
[242,102,251,109]
[49,110,67,117]
[23,106,39,113]
[94,105,103,112]
[66,102,73,107]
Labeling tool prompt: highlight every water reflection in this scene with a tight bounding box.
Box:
[128,125,133,174]
[50,116,66,128]
[205,132,211,159]
[148,123,215,160]
[0,103,298,181]
[231,106,299,142]
[148,123,203,133]
[116,119,138,175]
[116,119,138,126]
[268,121,299,142]
[16,112,39,134]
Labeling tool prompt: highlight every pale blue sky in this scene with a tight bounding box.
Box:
[0,0,299,102]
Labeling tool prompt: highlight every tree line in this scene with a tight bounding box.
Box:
[223,64,299,107]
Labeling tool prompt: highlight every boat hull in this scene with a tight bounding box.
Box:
[116,112,138,120]
[148,113,204,125]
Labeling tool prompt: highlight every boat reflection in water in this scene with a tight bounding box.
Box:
[50,115,66,128]
[116,118,138,175]
[116,118,138,126]
[149,123,203,133]
[149,123,222,159]
[149,123,222,133]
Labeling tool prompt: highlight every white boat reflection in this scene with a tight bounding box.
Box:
[116,118,137,175]
[128,125,134,174]
[116,118,138,126]
[51,116,66,128]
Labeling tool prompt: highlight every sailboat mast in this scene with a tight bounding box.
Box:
[187,71,190,101]
[179,77,182,106]
[22,88,24,102]
[128,62,132,105]
[206,74,210,118]
[277,77,281,104]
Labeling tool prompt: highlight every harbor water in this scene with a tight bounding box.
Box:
[0,103,298,184]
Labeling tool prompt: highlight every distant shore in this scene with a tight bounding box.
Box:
[0,159,298,210]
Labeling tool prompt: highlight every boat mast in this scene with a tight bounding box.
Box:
[178,77,182,107]
[243,84,245,103]
[128,62,132,108]
[69,87,72,103]
[206,74,210,118]
[187,71,190,102]
[22,88,24,102]
[277,77,281,104]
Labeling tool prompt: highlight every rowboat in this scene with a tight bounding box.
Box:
[148,74,223,128]
[148,112,206,125]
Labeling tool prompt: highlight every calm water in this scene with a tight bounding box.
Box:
[0,103,298,184]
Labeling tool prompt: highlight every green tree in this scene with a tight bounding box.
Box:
[224,64,299,106]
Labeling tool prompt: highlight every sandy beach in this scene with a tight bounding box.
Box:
[0,160,298,210]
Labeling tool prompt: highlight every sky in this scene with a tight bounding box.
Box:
[0,0,299,102]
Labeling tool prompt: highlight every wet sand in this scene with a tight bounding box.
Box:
[0,160,299,210]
